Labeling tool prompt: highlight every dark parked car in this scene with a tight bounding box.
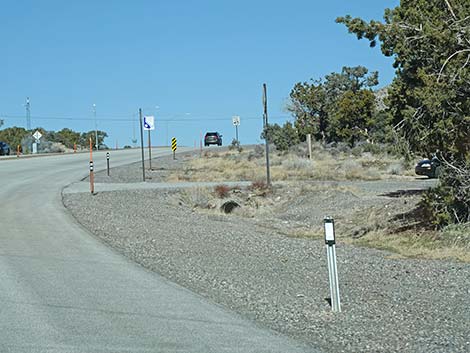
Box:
[204,132,222,146]
[415,157,441,178]
[0,142,10,156]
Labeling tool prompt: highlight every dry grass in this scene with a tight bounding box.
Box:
[178,187,214,209]
[350,229,470,263]
[340,204,470,263]
[169,146,470,262]
[166,147,413,183]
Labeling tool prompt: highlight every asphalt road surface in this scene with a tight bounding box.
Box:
[0,149,315,353]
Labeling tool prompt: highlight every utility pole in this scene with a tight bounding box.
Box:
[25,97,31,131]
[263,83,271,187]
[93,103,98,150]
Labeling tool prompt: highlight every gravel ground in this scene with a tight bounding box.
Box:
[92,150,216,184]
[64,154,470,353]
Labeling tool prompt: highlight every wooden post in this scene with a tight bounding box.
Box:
[307,133,312,160]
[263,83,271,187]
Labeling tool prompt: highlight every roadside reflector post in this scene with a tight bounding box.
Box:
[171,137,177,160]
[89,137,94,194]
[89,161,94,194]
[324,216,341,312]
[106,152,110,176]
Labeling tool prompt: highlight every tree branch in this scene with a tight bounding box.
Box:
[437,49,470,82]
[444,0,457,21]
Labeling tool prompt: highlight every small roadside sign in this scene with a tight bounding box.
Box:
[143,116,155,130]
[232,116,240,126]
[33,130,42,141]
[171,137,177,160]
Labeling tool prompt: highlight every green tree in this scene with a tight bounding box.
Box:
[262,122,300,152]
[288,66,380,145]
[56,128,81,148]
[337,1,470,160]
[80,130,108,149]
[328,90,376,147]
[288,80,328,141]
[0,126,29,149]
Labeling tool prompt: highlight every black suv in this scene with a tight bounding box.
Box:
[415,157,441,178]
[0,141,10,156]
[204,132,222,146]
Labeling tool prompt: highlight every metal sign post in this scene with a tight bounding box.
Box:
[232,116,240,143]
[139,109,146,182]
[106,152,110,176]
[171,137,177,160]
[324,217,341,312]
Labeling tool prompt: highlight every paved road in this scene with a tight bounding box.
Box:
[0,149,315,353]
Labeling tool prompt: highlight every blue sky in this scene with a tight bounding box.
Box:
[1,0,399,147]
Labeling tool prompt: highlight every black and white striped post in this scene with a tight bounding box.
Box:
[324,216,341,312]
[106,152,110,176]
[89,160,94,194]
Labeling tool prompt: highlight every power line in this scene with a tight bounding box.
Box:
[0,114,293,123]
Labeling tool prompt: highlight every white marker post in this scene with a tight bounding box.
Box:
[324,217,341,312]
[106,152,110,176]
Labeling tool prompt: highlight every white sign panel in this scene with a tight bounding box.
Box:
[143,116,155,131]
[324,221,335,242]
[33,130,42,141]
[232,116,240,126]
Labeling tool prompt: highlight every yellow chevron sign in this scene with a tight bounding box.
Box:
[171,138,177,151]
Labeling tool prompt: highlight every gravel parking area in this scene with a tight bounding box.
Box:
[63,155,470,353]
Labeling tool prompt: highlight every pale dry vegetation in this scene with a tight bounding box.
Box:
[339,202,470,263]
[169,146,468,263]
[167,144,414,183]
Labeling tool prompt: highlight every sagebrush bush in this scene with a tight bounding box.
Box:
[419,160,470,228]
[281,156,315,170]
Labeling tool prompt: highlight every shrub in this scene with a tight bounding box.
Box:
[250,180,268,191]
[248,144,264,161]
[281,156,314,171]
[228,139,243,152]
[261,122,299,151]
[214,184,231,198]
[419,160,470,228]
